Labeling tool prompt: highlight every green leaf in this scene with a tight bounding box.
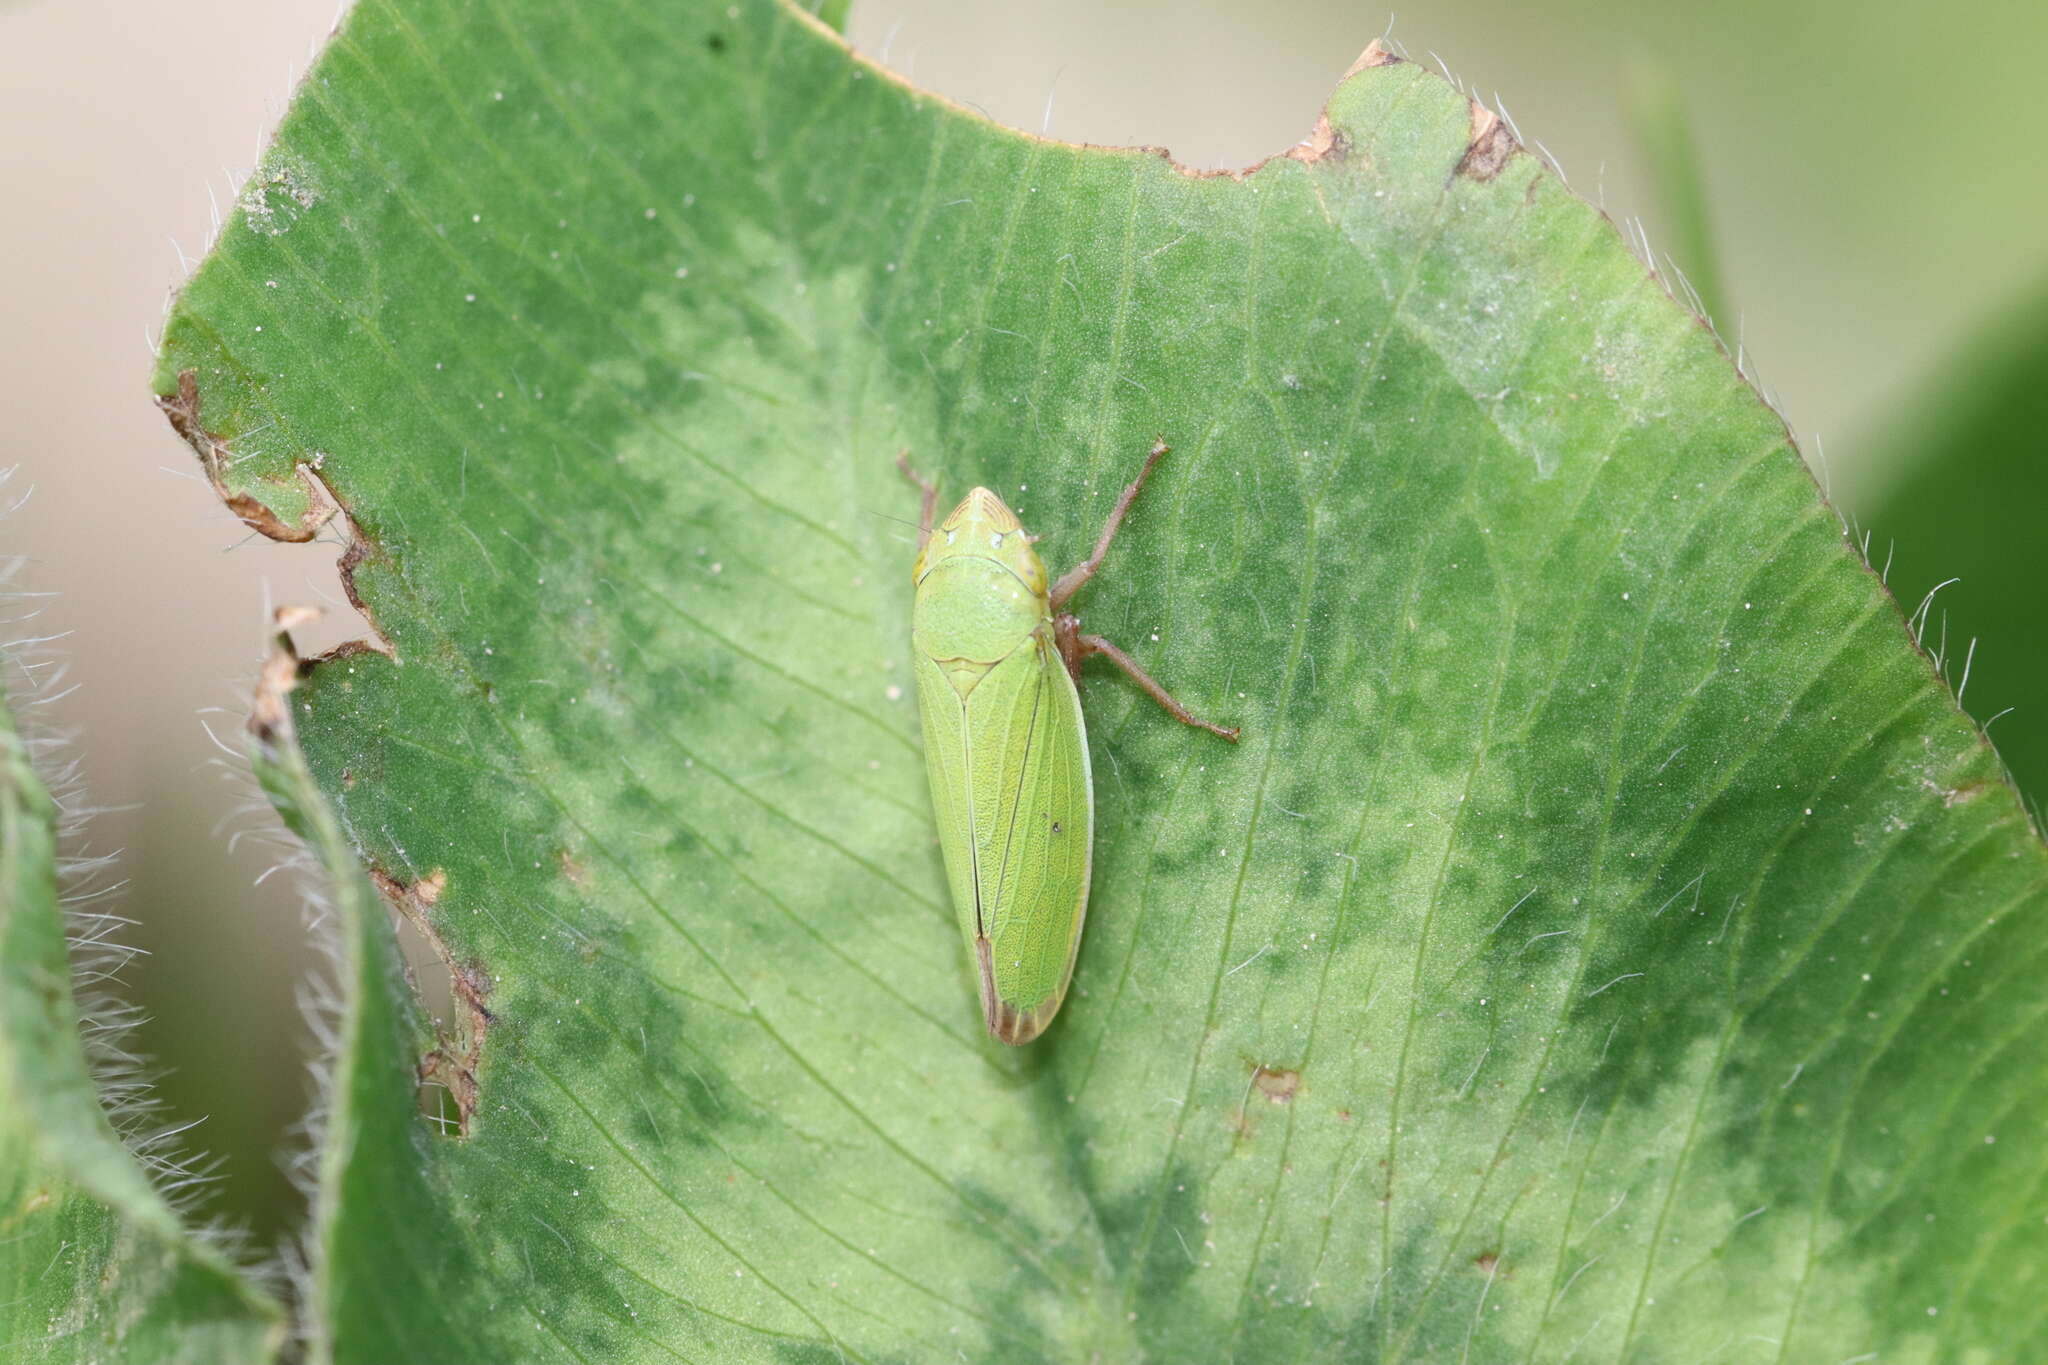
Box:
[241,626,475,1365]
[0,687,283,1361]
[1861,272,2048,809]
[155,1,2048,1359]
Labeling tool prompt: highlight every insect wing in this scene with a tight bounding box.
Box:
[976,634,1092,1042]
[912,646,979,950]
[914,629,1092,1043]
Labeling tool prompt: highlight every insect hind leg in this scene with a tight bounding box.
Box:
[1057,613,1239,741]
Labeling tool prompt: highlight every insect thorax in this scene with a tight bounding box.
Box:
[911,556,1050,678]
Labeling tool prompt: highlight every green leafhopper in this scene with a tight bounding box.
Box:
[901,442,1238,1045]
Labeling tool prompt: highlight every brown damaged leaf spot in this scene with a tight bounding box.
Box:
[249,607,317,746]
[1355,39,1404,69]
[369,865,494,1136]
[254,610,393,725]
[1283,123,1352,172]
[1251,1063,1303,1104]
[303,637,392,671]
[158,368,331,543]
[328,530,397,659]
[1229,1061,1306,1141]
[159,367,397,659]
[1454,100,1520,182]
[1285,39,1399,171]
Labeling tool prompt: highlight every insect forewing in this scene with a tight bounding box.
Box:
[966,635,1091,1041]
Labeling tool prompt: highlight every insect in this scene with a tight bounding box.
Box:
[900,441,1239,1045]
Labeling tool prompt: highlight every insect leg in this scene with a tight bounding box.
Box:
[1050,439,1169,609]
[1062,621,1239,741]
[895,450,940,547]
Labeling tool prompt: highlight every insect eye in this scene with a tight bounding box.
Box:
[989,532,1005,549]
[944,529,957,545]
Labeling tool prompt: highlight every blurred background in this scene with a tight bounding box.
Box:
[2,0,2042,1249]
